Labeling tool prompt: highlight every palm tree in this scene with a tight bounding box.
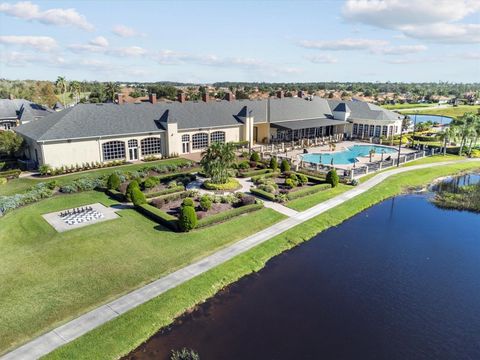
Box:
[55,76,68,106]
[105,82,120,103]
[466,114,480,155]
[200,142,236,184]
[70,81,81,104]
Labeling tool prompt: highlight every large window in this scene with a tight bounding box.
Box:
[358,124,364,136]
[141,137,162,156]
[102,141,125,161]
[375,125,381,137]
[369,125,375,137]
[210,131,226,144]
[182,134,190,142]
[128,139,138,148]
[192,133,209,149]
[382,126,388,136]
[353,124,358,135]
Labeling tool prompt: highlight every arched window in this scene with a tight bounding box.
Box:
[141,137,162,156]
[128,139,138,148]
[181,134,190,142]
[210,131,226,144]
[192,133,208,149]
[102,141,125,161]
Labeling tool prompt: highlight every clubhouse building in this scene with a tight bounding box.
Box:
[14,92,404,168]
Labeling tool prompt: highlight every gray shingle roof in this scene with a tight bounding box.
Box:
[0,99,52,122]
[332,102,351,112]
[14,98,401,142]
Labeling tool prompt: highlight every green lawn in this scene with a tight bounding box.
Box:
[287,183,351,211]
[402,105,480,119]
[382,103,433,110]
[44,160,480,360]
[0,158,192,196]
[0,191,285,355]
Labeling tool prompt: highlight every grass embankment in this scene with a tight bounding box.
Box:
[403,105,480,119]
[382,103,433,110]
[0,191,284,355]
[44,161,480,360]
[0,158,192,196]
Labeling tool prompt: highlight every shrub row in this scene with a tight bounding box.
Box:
[0,183,53,216]
[145,185,185,198]
[196,203,264,228]
[286,183,332,201]
[106,189,125,202]
[251,171,280,183]
[250,187,276,201]
[237,168,273,178]
[0,169,21,179]
[135,203,178,231]
[203,178,240,191]
[39,160,126,176]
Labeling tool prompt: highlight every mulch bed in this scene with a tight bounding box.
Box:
[150,198,237,219]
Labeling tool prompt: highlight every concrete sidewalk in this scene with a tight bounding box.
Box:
[3,159,479,360]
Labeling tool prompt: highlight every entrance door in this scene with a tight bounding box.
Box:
[129,148,138,161]
[182,142,190,153]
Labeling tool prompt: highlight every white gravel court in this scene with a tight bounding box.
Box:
[42,203,120,232]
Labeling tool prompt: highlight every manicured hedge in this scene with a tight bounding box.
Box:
[250,187,276,201]
[0,169,21,179]
[158,172,196,183]
[251,171,280,183]
[145,185,185,199]
[286,183,331,201]
[237,168,273,178]
[106,189,125,202]
[203,178,240,191]
[197,203,263,228]
[135,203,178,231]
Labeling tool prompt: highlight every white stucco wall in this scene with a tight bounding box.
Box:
[173,125,243,154]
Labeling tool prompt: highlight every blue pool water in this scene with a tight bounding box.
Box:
[302,145,397,165]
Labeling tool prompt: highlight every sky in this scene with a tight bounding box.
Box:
[0,0,479,83]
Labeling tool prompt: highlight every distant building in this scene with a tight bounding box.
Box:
[0,99,53,131]
[14,92,404,168]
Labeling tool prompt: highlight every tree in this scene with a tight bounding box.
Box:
[0,131,24,156]
[126,180,140,201]
[55,76,68,106]
[179,205,197,232]
[326,168,339,187]
[105,82,120,103]
[131,188,146,206]
[200,142,236,184]
[269,157,278,171]
[280,159,290,173]
[70,81,81,103]
[107,173,121,190]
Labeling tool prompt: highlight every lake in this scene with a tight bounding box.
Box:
[125,175,480,360]
[408,114,453,125]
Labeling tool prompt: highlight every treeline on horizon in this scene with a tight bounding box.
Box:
[1,78,479,108]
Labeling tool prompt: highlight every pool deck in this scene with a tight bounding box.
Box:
[287,141,416,170]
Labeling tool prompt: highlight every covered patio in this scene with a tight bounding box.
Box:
[270,119,347,143]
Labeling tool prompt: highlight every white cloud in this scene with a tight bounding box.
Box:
[342,0,480,43]
[462,52,480,60]
[377,45,427,55]
[0,1,94,31]
[109,46,147,57]
[305,54,338,64]
[298,38,389,51]
[112,24,145,38]
[89,36,109,48]
[0,50,65,67]
[0,35,57,51]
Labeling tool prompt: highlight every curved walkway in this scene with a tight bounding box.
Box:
[3,159,479,360]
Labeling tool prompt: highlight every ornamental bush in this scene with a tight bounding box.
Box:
[237,160,250,170]
[203,178,240,191]
[131,187,147,206]
[250,151,260,162]
[182,197,194,207]
[199,195,212,211]
[285,178,296,189]
[143,176,159,189]
[39,164,52,176]
[0,177,7,186]
[298,173,308,185]
[326,168,339,188]
[179,205,197,232]
[280,159,290,173]
[107,173,121,190]
[126,180,140,201]
[269,157,278,171]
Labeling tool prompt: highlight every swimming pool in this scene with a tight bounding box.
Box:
[302,145,397,165]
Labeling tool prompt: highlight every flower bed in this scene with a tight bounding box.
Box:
[202,178,241,191]
[145,193,263,230]
[0,169,21,180]
[250,172,331,202]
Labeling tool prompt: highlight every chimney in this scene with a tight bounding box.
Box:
[225,92,235,102]
[116,93,124,104]
[276,90,284,99]
[202,92,209,102]
[149,93,157,104]
[297,90,305,98]
[177,91,185,103]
